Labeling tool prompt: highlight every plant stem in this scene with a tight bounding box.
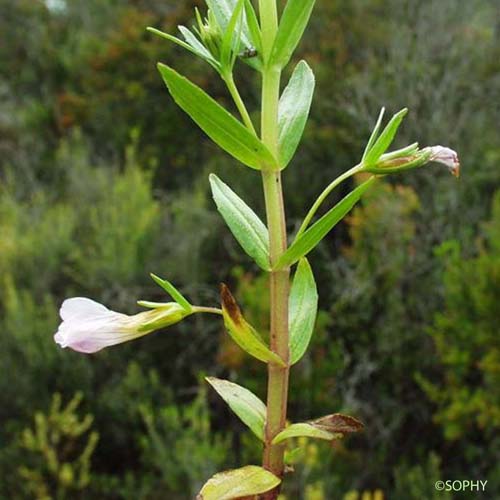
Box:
[259,1,290,496]
[191,306,223,315]
[223,72,257,135]
[295,164,363,239]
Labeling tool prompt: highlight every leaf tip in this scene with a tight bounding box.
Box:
[220,283,242,325]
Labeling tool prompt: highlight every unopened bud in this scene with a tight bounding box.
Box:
[195,8,223,60]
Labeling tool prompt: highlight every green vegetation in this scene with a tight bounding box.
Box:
[0,0,498,498]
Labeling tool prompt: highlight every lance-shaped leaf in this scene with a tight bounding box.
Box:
[278,60,315,168]
[275,178,376,269]
[272,413,364,445]
[206,0,253,50]
[149,273,192,312]
[289,258,318,364]
[197,465,280,500]
[157,64,276,170]
[209,174,270,270]
[148,27,219,70]
[363,108,408,166]
[220,0,245,70]
[270,0,316,68]
[272,423,341,444]
[206,377,266,440]
[221,284,286,366]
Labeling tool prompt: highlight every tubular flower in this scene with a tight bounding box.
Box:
[54,298,189,354]
[424,145,461,177]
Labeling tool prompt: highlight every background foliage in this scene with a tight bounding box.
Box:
[0,0,498,498]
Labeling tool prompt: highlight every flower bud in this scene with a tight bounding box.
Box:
[195,8,223,61]
[54,298,190,353]
[362,145,460,177]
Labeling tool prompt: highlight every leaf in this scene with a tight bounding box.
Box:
[363,108,408,166]
[289,258,318,364]
[157,64,276,170]
[197,465,280,500]
[270,0,316,68]
[206,0,253,50]
[220,284,286,366]
[272,423,340,444]
[209,174,270,270]
[275,178,376,269]
[361,107,385,162]
[310,413,364,434]
[149,273,192,312]
[244,0,262,55]
[278,60,315,168]
[206,377,266,440]
[147,27,219,70]
[272,414,364,445]
[178,26,218,66]
[220,0,245,69]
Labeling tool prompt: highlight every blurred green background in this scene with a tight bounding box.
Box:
[1,0,499,499]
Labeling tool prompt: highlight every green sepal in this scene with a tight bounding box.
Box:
[289,258,318,364]
[275,178,376,269]
[150,273,192,312]
[205,377,266,440]
[209,174,270,271]
[269,0,316,68]
[157,63,276,170]
[278,60,315,168]
[362,107,385,162]
[220,284,286,366]
[365,149,432,175]
[197,465,280,500]
[363,108,408,166]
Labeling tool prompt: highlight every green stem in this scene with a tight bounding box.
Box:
[223,72,257,135]
[295,164,363,239]
[191,306,223,315]
[259,1,289,496]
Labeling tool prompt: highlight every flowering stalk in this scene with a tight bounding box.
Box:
[55,1,460,498]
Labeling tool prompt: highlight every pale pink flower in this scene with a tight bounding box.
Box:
[426,146,460,177]
[54,298,188,354]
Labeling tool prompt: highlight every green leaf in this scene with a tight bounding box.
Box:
[157,63,276,169]
[363,108,408,166]
[206,377,266,440]
[197,465,280,500]
[178,26,219,65]
[150,273,192,312]
[289,258,318,364]
[206,0,253,50]
[209,174,270,270]
[361,107,385,162]
[220,284,286,366]
[278,60,315,168]
[275,178,376,269]
[270,0,316,68]
[147,27,219,70]
[272,423,340,444]
[220,0,245,69]
[272,414,364,445]
[244,0,262,55]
